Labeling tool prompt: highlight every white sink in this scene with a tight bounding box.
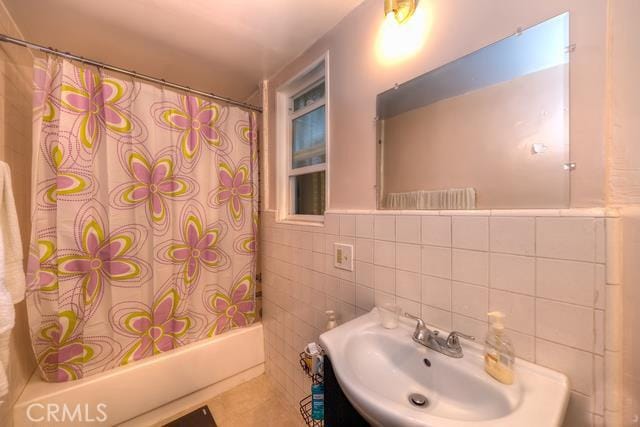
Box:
[319,308,570,427]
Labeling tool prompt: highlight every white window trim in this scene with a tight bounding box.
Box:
[275,52,330,224]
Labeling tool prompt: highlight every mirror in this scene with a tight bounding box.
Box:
[377,13,570,210]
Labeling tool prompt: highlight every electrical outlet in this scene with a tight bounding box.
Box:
[334,243,354,271]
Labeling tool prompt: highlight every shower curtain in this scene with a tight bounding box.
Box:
[26,57,259,382]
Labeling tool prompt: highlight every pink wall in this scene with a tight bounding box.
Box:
[382,64,569,209]
[264,0,607,210]
[607,0,640,206]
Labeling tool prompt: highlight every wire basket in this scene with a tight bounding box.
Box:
[299,351,324,384]
[299,394,324,427]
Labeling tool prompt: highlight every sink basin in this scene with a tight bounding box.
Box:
[319,308,570,427]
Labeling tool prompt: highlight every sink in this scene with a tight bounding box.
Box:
[319,308,570,427]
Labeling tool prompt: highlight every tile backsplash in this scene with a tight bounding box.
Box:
[261,209,622,427]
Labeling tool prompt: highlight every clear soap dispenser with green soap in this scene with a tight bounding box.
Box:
[484,311,515,385]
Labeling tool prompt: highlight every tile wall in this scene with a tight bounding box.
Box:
[261,209,623,427]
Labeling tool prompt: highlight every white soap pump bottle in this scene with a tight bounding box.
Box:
[325,310,337,331]
[484,311,515,384]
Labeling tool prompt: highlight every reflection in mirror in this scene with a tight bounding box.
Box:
[377,13,570,210]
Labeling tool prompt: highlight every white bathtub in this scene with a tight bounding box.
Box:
[13,323,264,426]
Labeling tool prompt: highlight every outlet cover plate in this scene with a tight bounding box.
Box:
[334,243,354,271]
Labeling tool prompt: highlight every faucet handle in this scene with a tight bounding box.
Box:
[446,331,475,348]
[404,312,425,328]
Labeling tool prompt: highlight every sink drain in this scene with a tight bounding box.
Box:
[408,393,429,408]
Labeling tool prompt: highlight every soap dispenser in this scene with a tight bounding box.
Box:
[484,311,515,385]
[325,310,337,331]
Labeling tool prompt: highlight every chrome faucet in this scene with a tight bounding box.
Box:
[405,313,475,358]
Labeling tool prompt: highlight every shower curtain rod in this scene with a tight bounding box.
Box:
[0,33,263,112]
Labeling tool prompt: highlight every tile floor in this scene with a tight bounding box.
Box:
[166,375,305,427]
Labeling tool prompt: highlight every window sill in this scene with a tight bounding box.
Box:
[276,215,325,227]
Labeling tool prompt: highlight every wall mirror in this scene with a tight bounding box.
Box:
[376,13,570,210]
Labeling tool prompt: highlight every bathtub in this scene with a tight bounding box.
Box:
[13,323,264,426]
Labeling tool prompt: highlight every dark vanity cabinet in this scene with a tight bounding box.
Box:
[324,356,370,427]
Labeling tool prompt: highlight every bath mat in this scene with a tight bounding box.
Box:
[163,405,217,427]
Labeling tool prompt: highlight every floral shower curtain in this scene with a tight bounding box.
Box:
[26,56,259,382]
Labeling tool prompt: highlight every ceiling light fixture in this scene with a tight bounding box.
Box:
[384,0,416,24]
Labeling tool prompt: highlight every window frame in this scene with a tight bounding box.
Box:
[275,53,329,224]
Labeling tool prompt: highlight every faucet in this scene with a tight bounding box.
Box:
[404,313,475,358]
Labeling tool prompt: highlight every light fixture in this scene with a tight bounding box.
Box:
[384,0,416,24]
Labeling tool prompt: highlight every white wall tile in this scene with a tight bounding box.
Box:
[536,258,596,307]
[563,392,593,427]
[452,249,489,286]
[536,339,594,395]
[594,309,604,355]
[339,280,356,305]
[300,232,314,251]
[396,243,421,272]
[324,214,340,235]
[421,275,451,310]
[452,314,487,339]
[594,355,604,415]
[489,289,535,335]
[355,285,375,311]
[324,276,339,298]
[355,238,374,263]
[355,261,374,288]
[509,330,535,362]
[338,301,357,323]
[421,216,451,247]
[374,215,396,241]
[355,307,369,317]
[396,296,420,317]
[312,251,326,273]
[452,282,488,321]
[312,289,326,311]
[312,232,325,253]
[490,217,535,255]
[339,215,356,236]
[605,284,622,351]
[374,265,395,294]
[421,245,452,279]
[396,215,421,244]
[536,217,596,262]
[594,264,605,309]
[396,270,421,302]
[604,410,621,426]
[595,218,605,264]
[536,299,594,351]
[375,291,396,306]
[452,216,489,251]
[605,218,622,284]
[489,253,535,295]
[592,414,603,426]
[374,240,396,268]
[422,305,452,331]
[261,210,614,422]
[356,215,374,238]
[605,349,622,411]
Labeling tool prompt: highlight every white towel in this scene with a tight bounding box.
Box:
[0,329,10,399]
[0,241,13,389]
[0,161,25,303]
[0,353,7,401]
[0,160,23,400]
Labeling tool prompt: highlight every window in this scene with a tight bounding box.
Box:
[276,56,328,222]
